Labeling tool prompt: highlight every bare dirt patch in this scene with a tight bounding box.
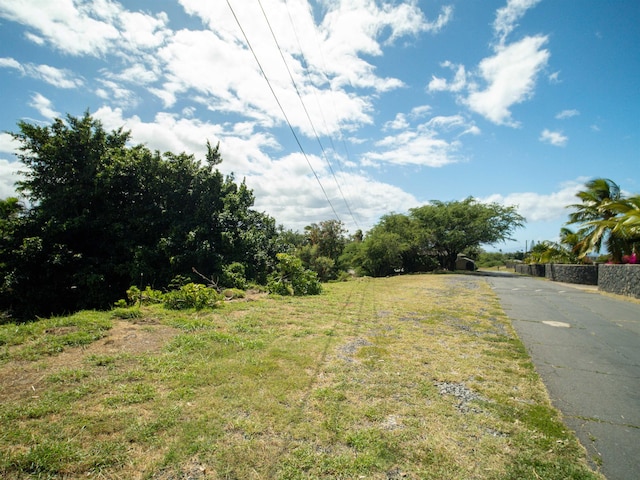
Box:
[0,320,179,402]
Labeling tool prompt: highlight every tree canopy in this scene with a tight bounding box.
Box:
[565,178,640,262]
[410,198,525,271]
[1,113,281,319]
[346,198,525,275]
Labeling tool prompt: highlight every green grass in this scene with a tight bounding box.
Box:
[0,275,604,479]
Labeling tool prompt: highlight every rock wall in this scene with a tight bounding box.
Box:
[514,264,546,277]
[545,264,598,285]
[514,263,640,299]
[598,264,640,299]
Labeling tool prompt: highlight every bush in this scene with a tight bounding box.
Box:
[123,286,164,306]
[163,283,222,310]
[221,262,248,289]
[311,256,336,282]
[267,253,322,296]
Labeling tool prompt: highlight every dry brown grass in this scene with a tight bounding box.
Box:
[0,275,604,479]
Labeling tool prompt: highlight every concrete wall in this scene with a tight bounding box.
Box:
[545,264,598,285]
[515,263,640,299]
[598,264,640,299]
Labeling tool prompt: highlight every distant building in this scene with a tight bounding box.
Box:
[456,254,476,271]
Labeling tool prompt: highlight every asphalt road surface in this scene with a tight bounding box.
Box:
[484,273,640,480]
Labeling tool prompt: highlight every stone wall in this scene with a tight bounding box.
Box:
[598,264,640,299]
[514,264,545,277]
[545,264,598,285]
[514,263,640,299]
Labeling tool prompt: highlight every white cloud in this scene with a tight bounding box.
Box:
[0,0,119,56]
[0,57,84,88]
[555,109,579,119]
[119,10,170,49]
[93,106,278,175]
[384,113,409,131]
[548,71,561,83]
[157,0,450,138]
[95,79,137,108]
[424,5,454,34]
[540,129,568,147]
[493,0,542,46]
[0,133,20,154]
[428,61,466,93]
[24,31,45,45]
[0,157,23,199]
[31,64,84,88]
[409,105,432,118]
[364,132,460,167]
[363,114,475,167]
[107,63,160,85]
[250,157,418,232]
[29,93,59,120]
[0,56,22,70]
[481,178,586,223]
[465,35,549,126]
[429,1,549,127]
[0,0,170,58]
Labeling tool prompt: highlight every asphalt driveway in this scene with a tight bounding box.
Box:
[484,273,640,480]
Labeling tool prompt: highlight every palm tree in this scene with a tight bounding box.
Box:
[558,227,583,262]
[585,195,640,260]
[566,178,625,262]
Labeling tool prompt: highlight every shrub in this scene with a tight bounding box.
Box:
[221,262,248,289]
[163,283,222,310]
[119,286,164,307]
[267,253,322,296]
[311,255,336,282]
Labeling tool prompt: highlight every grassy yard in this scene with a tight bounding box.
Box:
[0,274,604,479]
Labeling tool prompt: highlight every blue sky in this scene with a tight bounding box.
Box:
[0,0,638,252]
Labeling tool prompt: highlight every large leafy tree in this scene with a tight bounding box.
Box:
[1,113,279,319]
[409,198,525,271]
[344,199,524,276]
[297,219,347,281]
[364,213,436,274]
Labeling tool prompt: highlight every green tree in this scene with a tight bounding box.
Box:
[374,213,436,273]
[410,198,525,271]
[565,178,638,262]
[360,230,405,277]
[582,195,640,260]
[304,220,347,260]
[525,240,576,264]
[299,219,347,280]
[0,197,23,246]
[267,253,322,296]
[1,113,280,319]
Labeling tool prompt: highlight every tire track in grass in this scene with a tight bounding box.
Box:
[267,278,372,476]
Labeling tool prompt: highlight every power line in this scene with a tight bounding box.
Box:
[262,0,358,228]
[283,0,368,229]
[280,0,362,230]
[225,0,341,222]
[256,0,359,228]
